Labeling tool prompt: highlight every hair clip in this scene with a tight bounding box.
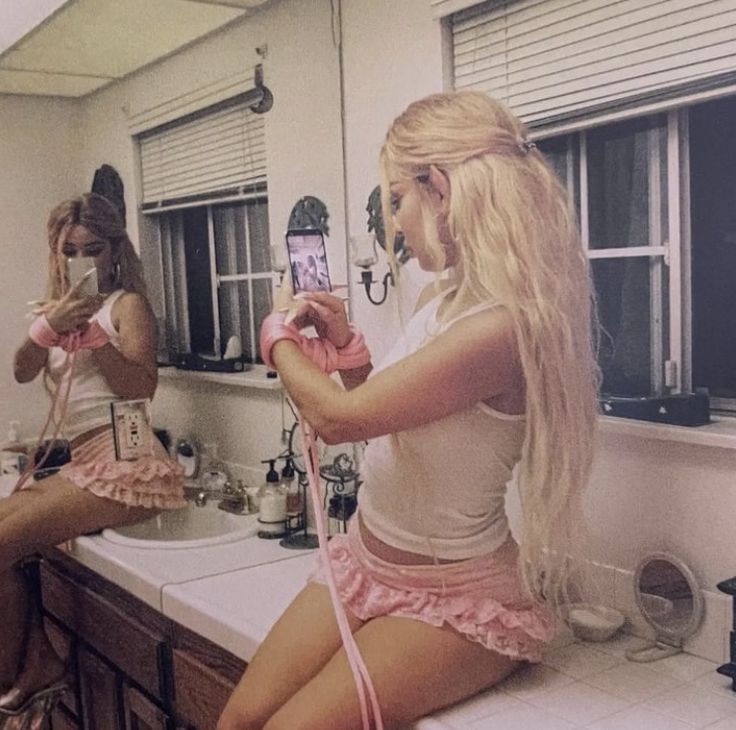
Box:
[520,139,537,153]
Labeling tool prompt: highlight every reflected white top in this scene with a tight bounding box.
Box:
[47,289,126,441]
[358,290,525,561]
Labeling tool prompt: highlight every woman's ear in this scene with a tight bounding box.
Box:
[427,165,450,214]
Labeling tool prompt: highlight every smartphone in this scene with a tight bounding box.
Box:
[285,229,332,294]
[67,257,99,297]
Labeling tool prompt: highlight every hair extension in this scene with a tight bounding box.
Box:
[379,91,601,610]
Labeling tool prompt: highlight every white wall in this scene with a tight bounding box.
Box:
[0,94,84,436]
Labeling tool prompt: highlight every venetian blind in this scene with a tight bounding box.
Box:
[139,94,266,210]
[451,0,736,127]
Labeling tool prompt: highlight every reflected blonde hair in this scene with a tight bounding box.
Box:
[46,193,146,301]
[380,92,600,608]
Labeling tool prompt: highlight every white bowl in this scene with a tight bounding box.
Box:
[565,603,625,642]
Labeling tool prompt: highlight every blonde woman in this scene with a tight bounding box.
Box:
[2,193,185,717]
[219,91,599,730]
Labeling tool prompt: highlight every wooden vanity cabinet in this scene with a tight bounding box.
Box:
[38,550,247,730]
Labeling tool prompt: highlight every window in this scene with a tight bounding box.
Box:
[536,97,736,411]
[156,195,271,363]
[447,0,736,413]
[137,94,272,364]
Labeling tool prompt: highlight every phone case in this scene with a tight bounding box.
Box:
[285,229,332,293]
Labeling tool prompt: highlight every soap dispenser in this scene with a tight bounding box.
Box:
[282,457,302,518]
[257,459,287,539]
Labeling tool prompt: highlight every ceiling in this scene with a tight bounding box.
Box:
[0,0,272,98]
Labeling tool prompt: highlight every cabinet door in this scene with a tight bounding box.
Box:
[78,646,124,730]
[172,649,234,730]
[44,616,79,719]
[50,705,81,729]
[123,684,171,730]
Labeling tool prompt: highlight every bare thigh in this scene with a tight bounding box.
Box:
[266,615,520,730]
[0,473,155,569]
[219,583,364,729]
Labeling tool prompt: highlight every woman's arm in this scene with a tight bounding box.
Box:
[13,338,48,383]
[92,293,158,400]
[273,305,522,445]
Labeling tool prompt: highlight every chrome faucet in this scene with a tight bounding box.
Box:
[217,480,248,515]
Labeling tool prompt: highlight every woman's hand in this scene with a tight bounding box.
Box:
[45,280,104,334]
[290,292,352,348]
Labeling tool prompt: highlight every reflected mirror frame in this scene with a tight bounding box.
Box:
[632,551,704,646]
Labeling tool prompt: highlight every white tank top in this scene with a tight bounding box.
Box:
[358,289,525,561]
[46,289,126,440]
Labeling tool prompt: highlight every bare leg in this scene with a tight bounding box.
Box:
[218,583,364,729]
[264,616,519,730]
[0,474,155,710]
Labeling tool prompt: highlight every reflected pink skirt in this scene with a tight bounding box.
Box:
[309,518,556,662]
[59,427,186,510]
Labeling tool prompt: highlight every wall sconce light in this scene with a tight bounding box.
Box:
[350,234,394,306]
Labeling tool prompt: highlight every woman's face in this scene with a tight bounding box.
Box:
[389,178,456,271]
[61,224,114,278]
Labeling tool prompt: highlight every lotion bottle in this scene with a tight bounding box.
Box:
[257,459,287,538]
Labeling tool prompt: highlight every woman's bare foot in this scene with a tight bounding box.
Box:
[0,619,66,713]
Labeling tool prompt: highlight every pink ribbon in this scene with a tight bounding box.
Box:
[29,315,109,353]
[260,313,370,374]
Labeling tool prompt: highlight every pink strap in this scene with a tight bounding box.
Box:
[260,315,370,374]
[28,316,109,353]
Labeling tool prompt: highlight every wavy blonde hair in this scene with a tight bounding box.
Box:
[380,92,600,608]
[45,193,146,301]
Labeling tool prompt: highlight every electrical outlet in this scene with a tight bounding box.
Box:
[111,399,154,461]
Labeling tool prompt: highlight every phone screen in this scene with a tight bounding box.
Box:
[285,230,332,294]
[67,257,99,297]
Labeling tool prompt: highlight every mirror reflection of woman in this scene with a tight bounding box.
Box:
[1,193,185,719]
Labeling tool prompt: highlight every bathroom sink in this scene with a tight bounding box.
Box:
[101,502,259,549]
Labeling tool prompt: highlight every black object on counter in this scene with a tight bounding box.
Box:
[716,577,736,691]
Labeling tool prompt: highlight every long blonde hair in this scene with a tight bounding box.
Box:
[380,91,600,607]
[46,193,146,300]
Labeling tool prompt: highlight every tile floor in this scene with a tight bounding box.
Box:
[414,634,736,729]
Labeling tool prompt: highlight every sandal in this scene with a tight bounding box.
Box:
[0,679,68,718]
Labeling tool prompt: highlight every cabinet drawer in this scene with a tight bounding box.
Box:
[172,649,235,730]
[41,562,166,697]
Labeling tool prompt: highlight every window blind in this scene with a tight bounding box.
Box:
[451,0,736,126]
[139,94,266,210]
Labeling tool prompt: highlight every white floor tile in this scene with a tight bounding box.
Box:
[467,704,577,729]
[685,591,731,664]
[585,704,697,730]
[498,663,575,700]
[429,688,525,725]
[527,680,628,725]
[543,641,623,680]
[643,682,736,727]
[643,652,718,682]
[694,671,736,699]
[704,714,736,728]
[583,661,683,703]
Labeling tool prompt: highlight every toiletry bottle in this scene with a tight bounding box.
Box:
[257,459,287,539]
[282,457,302,517]
[1,421,28,475]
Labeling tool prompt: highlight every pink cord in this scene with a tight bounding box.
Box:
[13,316,108,493]
[261,314,370,374]
[29,315,109,353]
[261,314,382,729]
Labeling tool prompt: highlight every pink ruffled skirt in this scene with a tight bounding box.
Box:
[309,518,556,662]
[59,427,186,510]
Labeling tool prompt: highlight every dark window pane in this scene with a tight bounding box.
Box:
[690,95,736,399]
[593,257,652,396]
[253,278,272,362]
[213,204,248,275]
[249,198,271,273]
[588,117,665,250]
[182,208,214,355]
